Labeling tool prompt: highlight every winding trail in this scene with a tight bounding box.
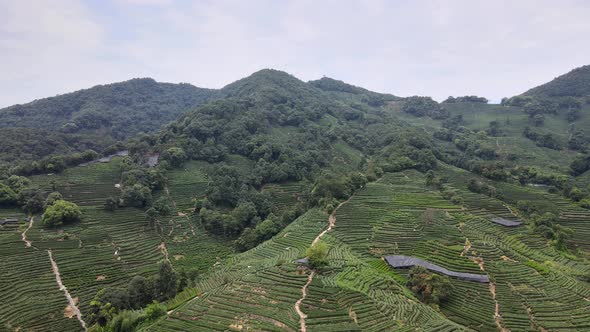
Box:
[48,250,87,331]
[489,282,509,332]
[294,271,315,332]
[21,216,34,248]
[295,197,353,332]
[503,203,519,218]
[465,250,509,332]
[158,242,173,267]
[460,238,471,257]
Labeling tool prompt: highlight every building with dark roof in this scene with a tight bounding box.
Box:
[0,218,19,226]
[491,217,522,227]
[384,255,490,283]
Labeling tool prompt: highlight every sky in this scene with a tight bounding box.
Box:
[1,0,589,107]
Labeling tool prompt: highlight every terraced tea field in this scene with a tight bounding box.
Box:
[145,168,590,331]
[2,157,590,331]
[0,159,234,331]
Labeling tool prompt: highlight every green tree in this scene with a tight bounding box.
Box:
[552,224,573,251]
[104,196,118,211]
[89,288,129,327]
[568,129,587,151]
[407,266,453,305]
[161,147,187,168]
[41,200,82,227]
[145,207,158,227]
[570,155,590,175]
[154,260,178,301]
[44,191,63,208]
[121,184,152,208]
[144,301,167,320]
[533,113,545,127]
[306,240,329,268]
[487,121,502,136]
[0,183,17,206]
[153,197,173,216]
[177,270,189,293]
[18,188,46,214]
[107,310,143,332]
[7,175,31,192]
[127,275,154,309]
[569,187,587,201]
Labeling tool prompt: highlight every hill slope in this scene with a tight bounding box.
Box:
[522,65,590,98]
[0,78,217,163]
[1,67,590,332]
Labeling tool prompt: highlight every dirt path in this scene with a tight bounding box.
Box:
[48,250,87,331]
[158,241,172,266]
[467,253,508,332]
[21,216,34,248]
[503,203,519,218]
[460,238,471,257]
[311,198,350,246]
[294,271,315,332]
[295,196,354,331]
[489,282,510,332]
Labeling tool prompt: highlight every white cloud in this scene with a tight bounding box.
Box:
[1,0,589,107]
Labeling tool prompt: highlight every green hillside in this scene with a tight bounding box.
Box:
[523,65,590,98]
[0,78,217,163]
[1,68,590,332]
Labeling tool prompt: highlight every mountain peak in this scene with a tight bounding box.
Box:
[220,68,317,99]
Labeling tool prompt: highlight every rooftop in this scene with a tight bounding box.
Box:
[384,255,490,283]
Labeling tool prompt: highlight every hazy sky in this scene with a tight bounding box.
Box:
[1,0,589,107]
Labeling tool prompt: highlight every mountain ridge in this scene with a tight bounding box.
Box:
[521,64,590,98]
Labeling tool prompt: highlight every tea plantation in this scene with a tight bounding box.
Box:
[141,169,590,331]
[0,158,234,331]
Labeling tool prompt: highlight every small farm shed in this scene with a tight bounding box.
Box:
[384,255,490,283]
[491,217,522,227]
[0,217,19,226]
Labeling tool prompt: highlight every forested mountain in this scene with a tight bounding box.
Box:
[522,64,590,98]
[1,67,590,332]
[0,78,217,163]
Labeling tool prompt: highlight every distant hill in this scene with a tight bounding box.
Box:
[309,76,399,106]
[0,78,217,135]
[522,65,590,98]
[0,78,217,162]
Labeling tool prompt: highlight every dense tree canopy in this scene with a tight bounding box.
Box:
[523,65,590,98]
[0,183,17,206]
[407,266,453,305]
[41,200,82,227]
[306,240,329,268]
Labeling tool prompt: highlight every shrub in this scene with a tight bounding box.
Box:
[524,260,550,275]
[306,240,329,268]
[44,191,63,207]
[144,302,166,320]
[41,200,82,227]
[401,96,448,119]
[7,175,31,192]
[568,187,587,201]
[161,147,187,168]
[0,183,17,206]
[18,188,45,214]
[121,184,152,208]
[407,266,453,305]
[107,310,144,332]
[579,198,590,209]
[128,276,154,309]
[104,197,118,211]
